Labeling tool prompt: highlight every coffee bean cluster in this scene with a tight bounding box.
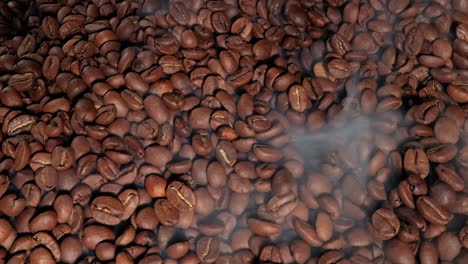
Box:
[0,0,467,263]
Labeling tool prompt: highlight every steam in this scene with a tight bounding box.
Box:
[290,115,373,174]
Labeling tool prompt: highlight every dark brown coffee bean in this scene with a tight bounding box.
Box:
[293,218,323,247]
[32,232,61,261]
[369,208,400,240]
[436,232,462,261]
[51,146,74,171]
[346,227,373,247]
[0,218,13,244]
[447,84,468,103]
[145,145,173,169]
[259,245,283,263]
[404,148,430,178]
[29,210,58,233]
[196,236,220,263]
[434,117,460,144]
[145,175,167,198]
[419,241,438,264]
[118,189,139,220]
[198,218,225,237]
[435,163,464,191]
[385,239,415,264]
[207,161,227,188]
[30,246,56,263]
[0,194,26,217]
[90,196,124,225]
[53,195,73,224]
[416,196,452,225]
[247,218,280,237]
[169,1,191,25]
[166,181,196,211]
[135,207,158,230]
[397,222,419,243]
[407,174,428,196]
[215,140,237,167]
[6,114,36,136]
[144,95,170,125]
[273,73,296,92]
[227,67,253,89]
[14,139,30,171]
[315,211,333,242]
[94,241,115,261]
[327,59,352,79]
[9,73,35,92]
[192,131,213,156]
[81,224,115,250]
[430,181,456,208]
[426,143,458,163]
[154,199,179,226]
[189,107,213,130]
[413,101,439,125]
[211,12,230,33]
[398,180,415,208]
[252,144,283,163]
[41,16,60,39]
[166,241,190,259]
[97,156,119,180]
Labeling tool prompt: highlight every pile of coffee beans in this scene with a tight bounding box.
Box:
[0,0,467,263]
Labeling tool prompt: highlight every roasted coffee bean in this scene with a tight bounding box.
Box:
[144,95,170,125]
[436,232,462,261]
[430,181,456,208]
[51,146,74,170]
[90,196,124,225]
[1,0,467,262]
[369,208,400,240]
[0,218,13,244]
[327,59,352,79]
[166,181,196,211]
[32,232,61,261]
[419,241,438,264]
[215,140,237,167]
[247,218,281,236]
[166,241,190,259]
[435,163,464,191]
[316,211,334,242]
[154,199,179,226]
[169,1,191,25]
[404,148,430,178]
[207,161,227,188]
[252,144,283,163]
[288,85,312,112]
[145,145,173,169]
[196,236,221,263]
[426,143,458,163]
[293,218,323,247]
[14,139,30,171]
[145,175,167,198]
[118,189,139,220]
[385,239,416,264]
[416,196,452,225]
